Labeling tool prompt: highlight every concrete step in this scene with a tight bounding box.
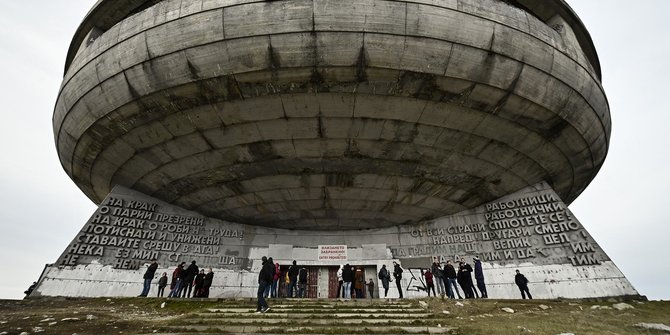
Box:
[203,299,415,305]
[205,305,419,311]
[195,312,432,319]
[166,325,454,334]
[145,299,451,334]
[269,303,416,308]
[206,307,427,313]
[179,318,441,325]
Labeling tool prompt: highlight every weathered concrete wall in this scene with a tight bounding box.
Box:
[53,0,612,230]
[33,182,637,299]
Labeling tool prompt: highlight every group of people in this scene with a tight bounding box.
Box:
[256,257,314,313]
[142,256,533,302]
[416,257,488,299]
[336,264,376,299]
[284,260,310,299]
[377,257,533,300]
[376,262,404,298]
[139,259,214,298]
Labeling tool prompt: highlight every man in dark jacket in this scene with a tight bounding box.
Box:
[378,264,391,297]
[202,268,214,298]
[157,272,168,297]
[443,260,462,299]
[256,256,273,313]
[461,259,478,298]
[287,260,299,298]
[139,259,158,297]
[457,262,475,299]
[193,269,205,297]
[342,264,354,299]
[392,261,403,298]
[515,269,532,299]
[432,260,445,297]
[473,257,488,298]
[297,266,308,298]
[181,260,199,298]
[176,261,190,297]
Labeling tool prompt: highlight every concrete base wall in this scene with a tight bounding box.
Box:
[35,261,635,299]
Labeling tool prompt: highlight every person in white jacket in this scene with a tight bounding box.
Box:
[336,264,344,298]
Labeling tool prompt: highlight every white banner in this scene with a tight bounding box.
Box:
[318,245,348,261]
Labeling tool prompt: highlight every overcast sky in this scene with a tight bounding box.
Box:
[0,1,667,300]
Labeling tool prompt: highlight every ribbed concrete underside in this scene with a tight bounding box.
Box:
[54,0,611,230]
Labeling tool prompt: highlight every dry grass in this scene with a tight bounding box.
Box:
[0,297,667,334]
[426,298,670,335]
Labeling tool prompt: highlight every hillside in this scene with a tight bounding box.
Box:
[0,297,668,335]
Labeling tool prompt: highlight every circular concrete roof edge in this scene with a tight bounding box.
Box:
[63,0,602,79]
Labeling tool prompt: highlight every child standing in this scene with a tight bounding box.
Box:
[367,279,375,299]
[157,272,168,297]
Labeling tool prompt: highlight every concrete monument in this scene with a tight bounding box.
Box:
[35,0,637,298]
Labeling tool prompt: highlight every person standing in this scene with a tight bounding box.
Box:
[342,264,354,299]
[367,279,375,299]
[24,281,37,298]
[168,262,186,298]
[157,272,168,297]
[432,260,445,297]
[139,259,158,297]
[457,262,475,299]
[444,260,462,299]
[298,266,308,298]
[182,260,199,298]
[193,269,205,298]
[378,264,391,298]
[264,257,276,298]
[168,262,185,298]
[176,261,189,297]
[256,256,273,313]
[392,261,403,298]
[354,267,365,298]
[283,271,290,298]
[336,265,344,298]
[515,269,532,299]
[461,258,479,298]
[271,262,280,298]
[202,268,214,298]
[422,268,436,297]
[287,260,299,298]
[473,257,488,298]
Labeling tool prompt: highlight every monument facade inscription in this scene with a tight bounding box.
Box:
[58,192,248,271]
[389,192,605,268]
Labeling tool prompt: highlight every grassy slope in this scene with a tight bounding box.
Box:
[0,297,668,335]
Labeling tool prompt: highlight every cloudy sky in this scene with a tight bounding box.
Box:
[0,1,667,300]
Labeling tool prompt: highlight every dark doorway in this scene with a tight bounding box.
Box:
[277,266,320,298]
[328,266,369,298]
[328,267,340,298]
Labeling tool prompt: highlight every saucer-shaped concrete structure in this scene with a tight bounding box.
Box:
[54,0,610,230]
[38,0,641,300]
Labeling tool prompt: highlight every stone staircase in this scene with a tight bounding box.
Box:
[149,298,455,334]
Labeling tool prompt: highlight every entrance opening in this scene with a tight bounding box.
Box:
[327,266,371,298]
[277,266,319,298]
